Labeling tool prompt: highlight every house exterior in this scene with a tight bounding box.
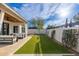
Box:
[0,3,27,43]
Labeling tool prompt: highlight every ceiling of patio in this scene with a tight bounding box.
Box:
[4,13,25,23]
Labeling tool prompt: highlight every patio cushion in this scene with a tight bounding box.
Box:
[0,35,17,44]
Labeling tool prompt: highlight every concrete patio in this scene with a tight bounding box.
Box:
[0,35,32,56]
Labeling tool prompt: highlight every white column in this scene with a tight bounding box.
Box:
[25,24,27,37]
[0,10,5,34]
[19,25,22,33]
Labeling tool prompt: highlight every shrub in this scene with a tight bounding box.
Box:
[62,29,78,48]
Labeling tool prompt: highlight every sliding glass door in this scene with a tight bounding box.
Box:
[2,22,9,35]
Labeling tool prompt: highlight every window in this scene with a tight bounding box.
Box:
[2,22,9,35]
[13,26,19,33]
[22,26,25,33]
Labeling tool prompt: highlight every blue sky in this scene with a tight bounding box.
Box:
[7,3,79,28]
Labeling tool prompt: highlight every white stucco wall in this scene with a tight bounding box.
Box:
[28,29,47,35]
[47,27,79,52]
[47,29,56,38]
[54,28,63,43]
[47,28,63,43]
[3,20,26,34]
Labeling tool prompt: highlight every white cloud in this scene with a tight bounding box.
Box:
[40,4,59,19]
[55,4,75,18]
[13,3,59,20]
[44,18,65,28]
[13,4,41,20]
[44,4,75,28]
[13,3,76,28]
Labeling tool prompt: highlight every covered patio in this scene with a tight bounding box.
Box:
[0,3,27,43]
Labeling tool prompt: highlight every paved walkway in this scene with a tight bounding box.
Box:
[0,35,32,56]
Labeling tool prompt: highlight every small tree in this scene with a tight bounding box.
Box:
[36,17,44,34]
[31,18,37,27]
[31,17,44,34]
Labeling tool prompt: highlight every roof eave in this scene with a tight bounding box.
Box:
[1,3,27,23]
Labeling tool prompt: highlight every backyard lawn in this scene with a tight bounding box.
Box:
[15,35,70,54]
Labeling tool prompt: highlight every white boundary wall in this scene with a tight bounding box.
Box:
[48,27,79,52]
[47,28,63,43]
[28,29,47,35]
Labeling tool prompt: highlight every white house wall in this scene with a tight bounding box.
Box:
[3,20,25,34]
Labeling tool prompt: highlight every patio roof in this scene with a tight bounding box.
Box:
[0,3,27,23]
[4,13,25,23]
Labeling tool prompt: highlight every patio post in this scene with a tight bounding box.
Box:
[19,25,22,33]
[0,10,5,34]
[25,24,27,37]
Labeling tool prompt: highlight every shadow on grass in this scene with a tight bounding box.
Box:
[38,34,70,54]
[34,42,40,54]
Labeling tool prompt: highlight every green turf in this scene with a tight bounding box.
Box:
[15,35,70,54]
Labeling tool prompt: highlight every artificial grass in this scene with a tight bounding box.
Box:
[15,35,70,54]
